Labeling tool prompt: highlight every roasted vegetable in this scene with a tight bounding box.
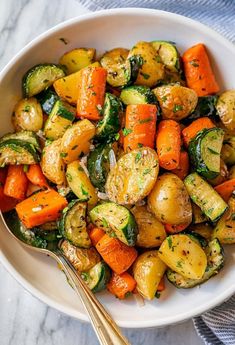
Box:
[59,48,95,74]
[105,147,159,204]
[82,261,111,293]
[89,202,138,246]
[133,251,167,300]
[12,97,43,132]
[153,84,198,121]
[120,85,157,105]
[159,234,207,279]
[37,88,59,115]
[131,205,166,248]
[0,139,39,167]
[189,223,213,240]
[216,90,235,132]
[59,200,91,248]
[182,95,218,125]
[192,203,208,224]
[184,173,228,222]
[167,239,224,288]
[148,173,192,226]
[151,41,181,73]
[41,138,66,185]
[221,134,235,166]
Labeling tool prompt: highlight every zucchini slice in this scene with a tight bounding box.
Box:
[167,239,224,288]
[37,88,59,115]
[87,142,116,192]
[184,173,228,222]
[189,128,224,179]
[120,85,157,105]
[81,261,111,293]
[100,48,131,88]
[22,63,65,97]
[189,223,213,241]
[33,221,59,242]
[182,95,218,125]
[44,100,75,140]
[96,93,122,140]
[89,202,138,246]
[59,200,91,248]
[0,139,39,167]
[0,131,40,151]
[151,40,180,72]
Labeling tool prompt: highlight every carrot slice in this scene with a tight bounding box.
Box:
[107,272,137,299]
[156,120,181,170]
[89,227,105,246]
[124,104,157,152]
[214,179,235,202]
[164,223,189,234]
[157,277,165,292]
[15,189,68,228]
[96,234,137,275]
[26,164,48,187]
[171,151,189,180]
[0,168,18,212]
[182,117,215,147]
[4,165,28,200]
[182,43,220,96]
[77,66,107,120]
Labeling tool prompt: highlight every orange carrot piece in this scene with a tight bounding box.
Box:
[164,223,189,234]
[15,189,68,228]
[171,151,189,180]
[96,234,137,275]
[182,43,220,96]
[0,168,18,212]
[123,104,157,152]
[214,179,235,202]
[77,66,107,120]
[89,227,105,246]
[156,120,181,170]
[4,165,28,200]
[157,277,165,292]
[26,164,48,187]
[107,272,137,300]
[182,117,215,147]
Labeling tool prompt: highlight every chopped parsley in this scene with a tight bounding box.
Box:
[60,152,68,158]
[23,105,31,112]
[143,168,151,175]
[176,260,183,268]
[123,128,133,136]
[59,37,69,45]
[135,151,142,163]
[173,104,183,113]
[137,143,143,148]
[140,72,150,80]
[167,237,173,249]
[139,117,153,124]
[161,96,167,102]
[81,185,89,196]
[102,217,109,228]
[66,173,73,182]
[189,59,199,67]
[207,147,219,155]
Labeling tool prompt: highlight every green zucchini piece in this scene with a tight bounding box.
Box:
[87,142,115,192]
[151,41,180,72]
[22,63,65,97]
[81,261,111,293]
[184,173,228,222]
[120,85,157,105]
[167,238,224,288]
[221,135,235,166]
[59,200,91,248]
[100,48,131,88]
[0,131,40,151]
[189,128,224,179]
[44,100,75,139]
[33,221,59,242]
[89,202,138,246]
[184,231,208,248]
[3,210,48,249]
[37,88,59,115]
[0,139,39,167]
[182,96,218,125]
[96,93,122,140]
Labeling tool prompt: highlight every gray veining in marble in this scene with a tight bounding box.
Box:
[0,1,203,344]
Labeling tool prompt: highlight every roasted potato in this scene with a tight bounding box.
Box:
[159,234,207,279]
[153,84,198,121]
[61,240,100,272]
[216,90,235,131]
[221,134,235,166]
[12,97,43,132]
[41,138,65,185]
[229,165,235,179]
[128,41,164,87]
[131,205,166,248]
[212,195,235,244]
[59,48,95,74]
[189,223,213,241]
[208,159,229,186]
[66,160,98,206]
[61,119,95,164]
[133,251,167,300]
[147,173,192,226]
[105,147,159,204]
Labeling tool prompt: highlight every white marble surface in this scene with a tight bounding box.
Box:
[0,1,204,344]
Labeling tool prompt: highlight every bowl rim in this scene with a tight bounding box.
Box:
[0,7,235,328]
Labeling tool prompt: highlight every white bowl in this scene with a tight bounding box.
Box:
[0,8,235,329]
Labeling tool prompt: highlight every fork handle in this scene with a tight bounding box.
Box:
[53,252,131,345]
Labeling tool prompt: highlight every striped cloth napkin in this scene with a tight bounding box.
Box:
[76,1,235,344]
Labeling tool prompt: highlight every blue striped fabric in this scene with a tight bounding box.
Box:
[76,1,235,344]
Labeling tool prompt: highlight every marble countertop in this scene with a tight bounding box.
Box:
[0,1,203,344]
